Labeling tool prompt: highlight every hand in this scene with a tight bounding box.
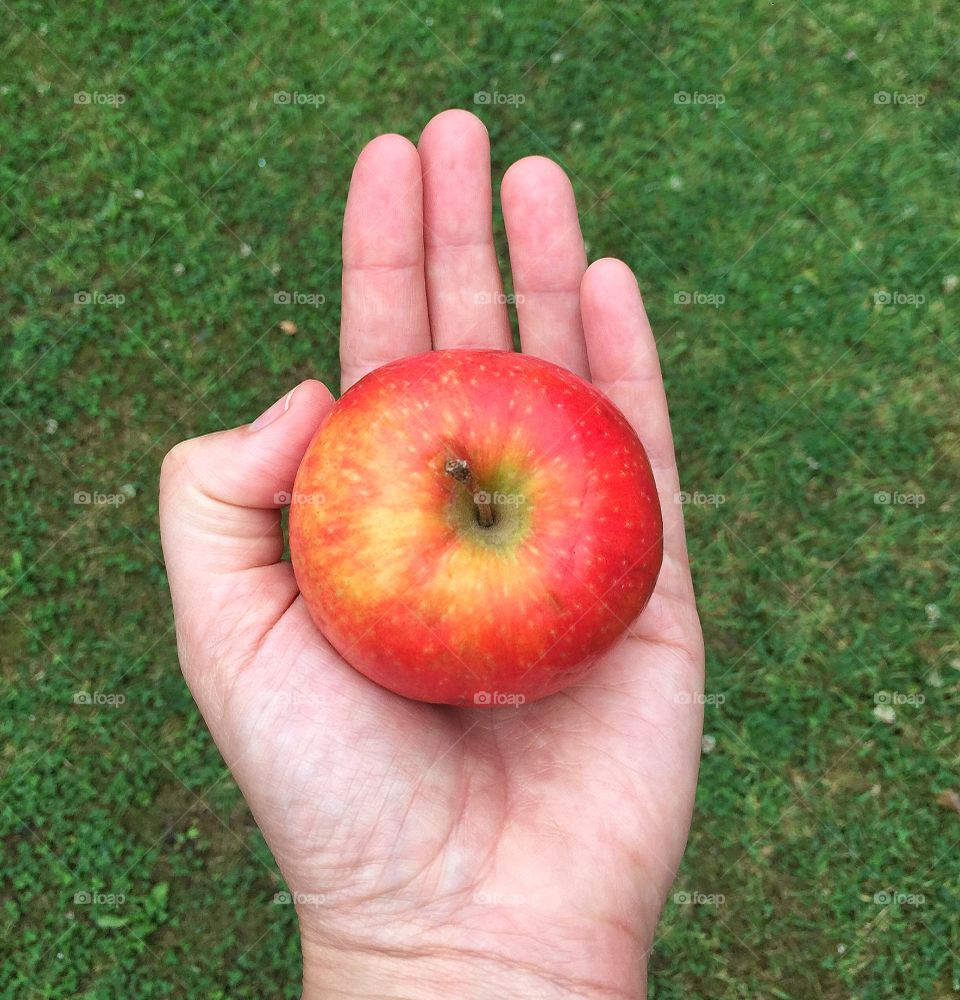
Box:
[159,109,704,1000]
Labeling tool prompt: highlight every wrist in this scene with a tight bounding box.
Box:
[301,936,647,1000]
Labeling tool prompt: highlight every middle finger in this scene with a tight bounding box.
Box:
[418,109,513,351]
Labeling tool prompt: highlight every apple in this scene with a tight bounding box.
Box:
[290,349,662,706]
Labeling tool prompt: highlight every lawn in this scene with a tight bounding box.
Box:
[1,1,958,997]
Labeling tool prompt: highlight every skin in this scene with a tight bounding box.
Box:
[159,108,704,999]
[290,349,664,705]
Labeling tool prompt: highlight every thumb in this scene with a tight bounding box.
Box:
[159,379,334,672]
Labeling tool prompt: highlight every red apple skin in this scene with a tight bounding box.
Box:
[289,349,662,706]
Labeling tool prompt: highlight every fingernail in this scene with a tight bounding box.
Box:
[250,386,297,431]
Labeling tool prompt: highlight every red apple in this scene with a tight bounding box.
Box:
[290,349,662,706]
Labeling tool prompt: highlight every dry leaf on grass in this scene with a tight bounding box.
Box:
[935,790,960,815]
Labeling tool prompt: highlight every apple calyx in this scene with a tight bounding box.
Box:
[444,458,496,528]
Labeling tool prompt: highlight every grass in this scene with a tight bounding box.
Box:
[1,0,958,996]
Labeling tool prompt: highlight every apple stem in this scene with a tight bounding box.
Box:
[444,458,495,528]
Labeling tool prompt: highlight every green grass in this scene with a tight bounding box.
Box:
[2,0,958,996]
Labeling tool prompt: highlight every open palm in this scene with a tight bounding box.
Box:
[160,109,704,1000]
